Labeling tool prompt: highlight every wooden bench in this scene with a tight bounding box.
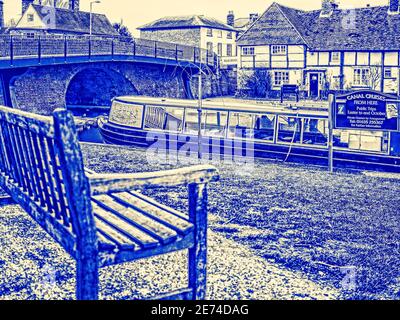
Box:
[0,106,219,300]
[280,84,300,103]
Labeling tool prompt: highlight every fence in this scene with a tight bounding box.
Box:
[0,35,218,68]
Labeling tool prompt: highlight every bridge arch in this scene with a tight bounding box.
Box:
[65,67,138,109]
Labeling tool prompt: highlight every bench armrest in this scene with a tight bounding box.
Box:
[88,165,219,195]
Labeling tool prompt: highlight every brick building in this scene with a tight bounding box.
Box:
[237,0,400,98]
[138,15,237,58]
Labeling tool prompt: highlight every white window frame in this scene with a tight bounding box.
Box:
[274,71,290,87]
[272,45,287,56]
[217,43,223,56]
[384,67,393,79]
[206,42,213,53]
[226,44,232,57]
[26,32,36,39]
[217,30,222,38]
[242,46,255,56]
[227,31,232,39]
[331,52,340,63]
[206,28,213,37]
[27,14,34,22]
[353,67,370,86]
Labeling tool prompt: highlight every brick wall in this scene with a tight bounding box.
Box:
[10,61,190,115]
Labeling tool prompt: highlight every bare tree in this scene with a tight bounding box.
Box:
[367,66,381,91]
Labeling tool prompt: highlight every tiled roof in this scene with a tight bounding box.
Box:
[238,2,400,51]
[26,4,118,36]
[138,15,236,31]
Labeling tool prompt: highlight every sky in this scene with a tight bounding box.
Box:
[4,0,390,36]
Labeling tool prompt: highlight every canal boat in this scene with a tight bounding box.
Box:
[98,96,400,172]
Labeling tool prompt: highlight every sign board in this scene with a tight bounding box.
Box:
[334,90,400,132]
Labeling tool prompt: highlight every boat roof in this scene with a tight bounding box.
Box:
[113,96,329,118]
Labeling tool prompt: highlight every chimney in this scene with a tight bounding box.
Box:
[388,0,400,14]
[227,11,234,27]
[320,0,338,17]
[70,0,80,12]
[0,1,4,30]
[249,13,259,24]
[22,0,35,15]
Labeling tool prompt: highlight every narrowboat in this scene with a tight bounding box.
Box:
[98,96,400,172]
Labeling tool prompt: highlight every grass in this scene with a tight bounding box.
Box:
[81,143,400,300]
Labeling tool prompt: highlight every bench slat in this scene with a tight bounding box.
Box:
[112,192,194,236]
[93,195,178,245]
[96,232,118,251]
[94,217,138,251]
[92,202,159,249]
[129,191,188,220]
[46,137,70,227]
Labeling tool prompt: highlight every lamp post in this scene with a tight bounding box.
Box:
[89,1,101,37]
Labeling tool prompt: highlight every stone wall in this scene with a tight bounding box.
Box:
[9,61,189,115]
[140,29,201,47]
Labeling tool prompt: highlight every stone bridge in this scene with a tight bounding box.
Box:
[0,35,233,115]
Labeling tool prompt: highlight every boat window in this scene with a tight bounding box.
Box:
[253,114,275,141]
[203,111,228,137]
[333,130,389,153]
[109,101,144,128]
[302,118,328,146]
[228,113,275,141]
[144,106,184,132]
[277,116,301,144]
[228,112,256,139]
[184,109,202,134]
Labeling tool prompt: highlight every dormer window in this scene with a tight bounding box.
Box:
[27,14,34,22]
[272,45,287,55]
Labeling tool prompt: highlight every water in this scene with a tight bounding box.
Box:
[68,105,108,144]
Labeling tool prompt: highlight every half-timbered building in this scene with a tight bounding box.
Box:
[237,0,400,98]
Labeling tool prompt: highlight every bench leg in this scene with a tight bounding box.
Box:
[188,183,208,300]
[76,258,99,300]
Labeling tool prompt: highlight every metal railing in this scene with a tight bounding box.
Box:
[0,35,219,68]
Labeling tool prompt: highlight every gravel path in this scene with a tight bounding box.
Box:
[0,205,338,300]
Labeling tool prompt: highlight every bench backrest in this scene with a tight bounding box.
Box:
[0,106,97,258]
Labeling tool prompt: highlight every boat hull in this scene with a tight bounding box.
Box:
[99,120,400,172]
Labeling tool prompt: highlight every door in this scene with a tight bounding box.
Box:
[309,73,319,98]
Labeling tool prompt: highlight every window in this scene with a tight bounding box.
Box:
[274,71,289,86]
[331,52,340,63]
[277,116,301,144]
[227,31,233,39]
[27,14,34,22]
[272,45,287,55]
[228,112,275,141]
[217,30,222,38]
[353,68,370,86]
[226,44,233,57]
[242,46,255,56]
[145,106,184,132]
[206,28,213,37]
[203,111,228,137]
[207,42,213,53]
[384,67,393,78]
[217,43,222,56]
[26,32,35,39]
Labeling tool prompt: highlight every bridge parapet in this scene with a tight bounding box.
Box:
[0,35,219,69]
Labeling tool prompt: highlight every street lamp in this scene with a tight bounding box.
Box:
[89,1,101,37]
